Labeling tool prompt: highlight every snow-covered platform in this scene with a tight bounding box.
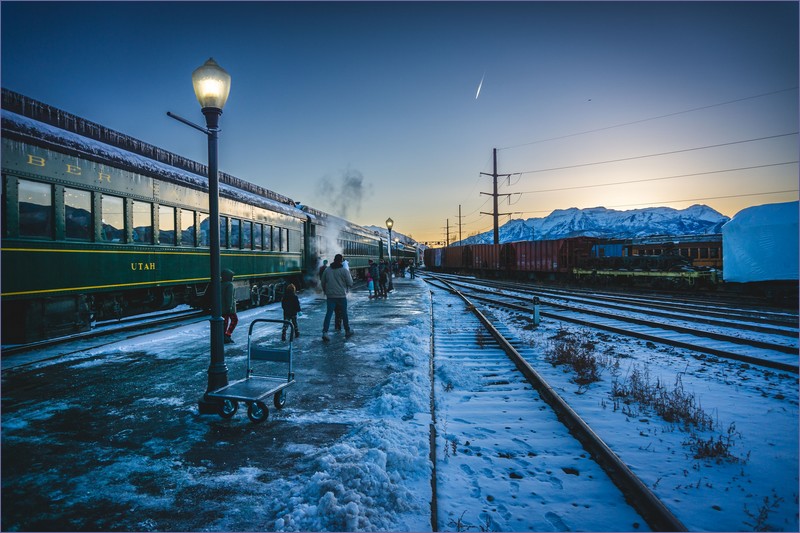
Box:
[1,276,435,532]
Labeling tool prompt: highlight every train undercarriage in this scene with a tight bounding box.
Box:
[2,275,301,344]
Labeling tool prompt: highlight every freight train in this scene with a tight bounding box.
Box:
[1,90,417,343]
[425,216,799,305]
[424,236,721,290]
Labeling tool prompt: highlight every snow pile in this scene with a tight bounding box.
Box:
[268,311,433,532]
[722,201,799,282]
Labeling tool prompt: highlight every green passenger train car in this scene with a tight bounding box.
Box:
[300,204,384,282]
[0,90,418,343]
[2,90,409,343]
[1,135,306,342]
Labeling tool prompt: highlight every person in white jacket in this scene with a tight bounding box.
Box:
[321,254,354,341]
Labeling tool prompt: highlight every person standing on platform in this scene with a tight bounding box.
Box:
[321,254,354,342]
[409,261,416,279]
[281,283,301,341]
[368,259,379,298]
[319,257,342,327]
[378,259,389,298]
[221,269,238,344]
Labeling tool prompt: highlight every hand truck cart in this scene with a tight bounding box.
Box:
[207,318,296,424]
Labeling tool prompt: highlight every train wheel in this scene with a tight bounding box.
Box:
[247,401,269,424]
[219,399,238,419]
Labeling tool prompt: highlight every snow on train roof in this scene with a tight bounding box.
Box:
[1,110,306,220]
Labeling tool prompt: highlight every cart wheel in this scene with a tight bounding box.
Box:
[273,390,287,410]
[247,401,269,424]
[219,399,238,419]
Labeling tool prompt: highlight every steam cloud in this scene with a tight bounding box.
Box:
[316,167,373,220]
[310,168,376,288]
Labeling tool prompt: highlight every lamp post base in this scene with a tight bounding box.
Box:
[198,395,221,415]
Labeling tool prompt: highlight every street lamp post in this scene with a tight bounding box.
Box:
[168,58,232,414]
[385,218,394,291]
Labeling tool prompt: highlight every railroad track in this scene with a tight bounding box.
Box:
[458,276,799,330]
[424,273,798,374]
[426,275,686,531]
[0,309,208,369]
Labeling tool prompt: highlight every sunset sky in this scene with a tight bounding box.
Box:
[2,1,797,244]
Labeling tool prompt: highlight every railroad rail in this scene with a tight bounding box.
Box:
[453,275,799,330]
[1,309,207,368]
[424,272,798,374]
[426,275,687,532]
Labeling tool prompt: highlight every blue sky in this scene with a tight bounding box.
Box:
[2,1,797,243]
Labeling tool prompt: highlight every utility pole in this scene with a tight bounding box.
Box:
[457,204,463,245]
[446,218,450,247]
[480,148,512,245]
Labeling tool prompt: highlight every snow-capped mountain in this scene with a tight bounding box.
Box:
[455,204,729,245]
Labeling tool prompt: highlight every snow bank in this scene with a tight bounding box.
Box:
[722,201,799,282]
[269,309,433,532]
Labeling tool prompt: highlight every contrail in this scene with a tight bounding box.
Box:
[476,72,485,99]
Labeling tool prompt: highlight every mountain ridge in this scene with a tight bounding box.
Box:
[454,204,729,245]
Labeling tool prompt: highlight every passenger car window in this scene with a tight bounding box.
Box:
[18,179,52,238]
[242,221,252,249]
[253,223,263,250]
[198,212,210,246]
[264,225,273,251]
[220,216,228,248]
[230,218,241,248]
[100,194,124,243]
[159,205,175,245]
[132,200,153,243]
[64,187,91,240]
[181,210,195,246]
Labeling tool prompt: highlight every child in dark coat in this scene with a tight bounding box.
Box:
[281,283,301,341]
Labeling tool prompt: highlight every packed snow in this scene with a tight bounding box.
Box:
[2,277,797,531]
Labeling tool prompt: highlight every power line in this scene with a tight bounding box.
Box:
[457,152,497,206]
[511,161,799,195]
[514,132,798,176]
[460,196,492,218]
[516,189,799,215]
[500,86,799,150]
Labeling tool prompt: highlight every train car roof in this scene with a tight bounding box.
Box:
[2,110,308,221]
[630,233,722,245]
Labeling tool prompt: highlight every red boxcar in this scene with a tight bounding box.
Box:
[506,237,596,277]
[465,244,501,271]
[423,247,437,268]
[441,246,465,271]
[425,238,595,279]
[423,246,466,271]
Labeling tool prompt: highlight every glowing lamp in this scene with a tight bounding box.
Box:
[192,58,231,111]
